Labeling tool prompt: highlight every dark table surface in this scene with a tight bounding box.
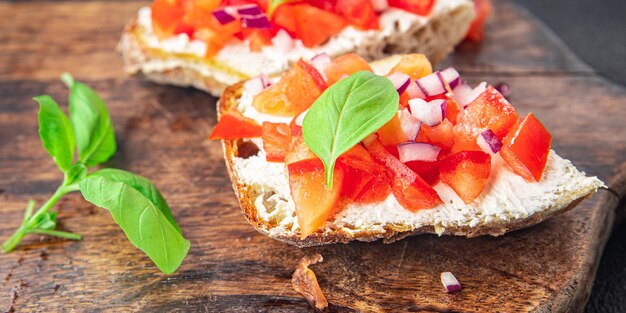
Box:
[510,1,626,312]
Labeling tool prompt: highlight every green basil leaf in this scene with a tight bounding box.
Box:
[63,73,117,167]
[87,169,182,234]
[79,175,189,274]
[34,95,76,172]
[302,71,398,188]
[268,0,300,16]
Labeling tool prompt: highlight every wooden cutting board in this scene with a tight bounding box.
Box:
[1,1,625,312]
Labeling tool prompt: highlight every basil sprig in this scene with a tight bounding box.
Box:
[1,74,189,274]
[302,71,398,188]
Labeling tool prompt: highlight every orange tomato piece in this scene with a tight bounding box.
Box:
[440,151,491,204]
[253,60,327,116]
[288,158,345,239]
[377,113,409,147]
[151,0,186,39]
[422,119,455,150]
[291,4,348,47]
[209,110,263,140]
[285,133,318,165]
[262,122,292,162]
[500,113,552,182]
[325,53,373,86]
[389,54,433,80]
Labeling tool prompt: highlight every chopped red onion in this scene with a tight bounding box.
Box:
[242,15,272,29]
[212,8,236,25]
[494,82,511,98]
[237,4,263,16]
[370,0,389,12]
[476,129,502,154]
[405,81,426,99]
[416,72,446,97]
[440,67,461,89]
[452,82,486,108]
[387,72,411,94]
[272,29,293,51]
[311,53,331,78]
[397,142,440,163]
[441,272,461,293]
[294,109,309,127]
[408,98,444,127]
[398,108,421,141]
[243,74,271,95]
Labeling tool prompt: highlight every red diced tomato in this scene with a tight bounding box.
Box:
[465,0,492,42]
[335,0,379,30]
[444,97,460,124]
[404,160,440,185]
[500,113,552,182]
[422,119,454,150]
[209,110,263,140]
[388,0,435,16]
[288,158,345,239]
[262,122,292,162]
[325,53,373,86]
[453,85,518,152]
[253,60,327,116]
[284,4,348,47]
[365,139,441,211]
[440,151,491,204]
[244,29,273,52]
[388,54,433,80]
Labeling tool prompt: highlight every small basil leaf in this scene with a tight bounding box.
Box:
[33,212,57,230]
[65,163,88,185]
[87,169,182,234]
[64,73,117,167]
[34,95,76,172]
[79,176,189,274]
[302,71,398,187]
[268,0,299,16]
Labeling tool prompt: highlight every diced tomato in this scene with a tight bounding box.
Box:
[209,110,263,140]
[365,139,441,211]
[151,0,186,39]
[377,113,409,147]
[194,28,227,58]
[444,97,461,124]
[422,119,454,150]
[285,133,318,165]
[399,91,411,108]
[404,160,440,185]
[452,85,518,152]
[388,0,435,16]
[325,53,373,86]
[335,0,379,30]
[338,145,391,202]
[253,60,327,116]
[500,113,552,182]
[195,0,222,11]
[465,0,493,42]
[275,4,348,47]
[389,54,433,80]
[307,0,336,11]
[288,158,345,239]
[440,151,491,204]
[262,122,292,162]
[221,0,268,10]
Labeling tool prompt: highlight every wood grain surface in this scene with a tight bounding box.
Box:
[1,1,625,312]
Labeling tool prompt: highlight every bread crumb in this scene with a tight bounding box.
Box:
[292,253,328,309]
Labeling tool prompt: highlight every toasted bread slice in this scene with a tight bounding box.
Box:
[217,58,604,248]
[119,0,475,97]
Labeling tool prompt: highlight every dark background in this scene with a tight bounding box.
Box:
[510,1,626,312]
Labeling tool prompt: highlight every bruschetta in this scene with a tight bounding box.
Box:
[210,53,604,247]
[119,0,476,96]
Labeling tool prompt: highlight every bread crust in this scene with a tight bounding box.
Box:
[218,83,597,247]
[119,1,475,97]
